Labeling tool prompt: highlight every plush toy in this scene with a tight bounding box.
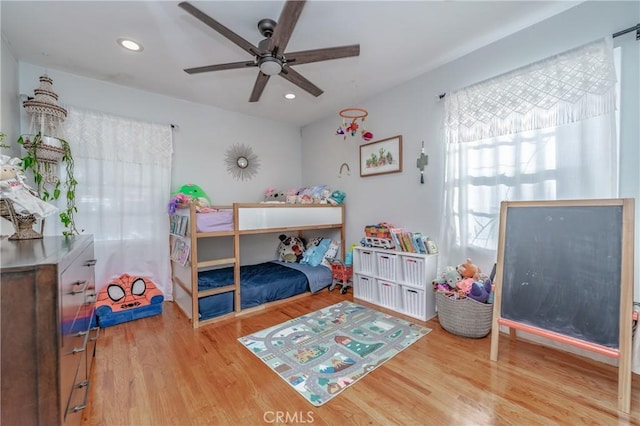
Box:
[264,187,287,203]
[277,234,306,263]
[0,155,57,218]
[457,258,480,279]
[328,190,346,205]
[432,267,462,292]
[467,279,493,303]
[167,193,192,214]
[174,184,211,205]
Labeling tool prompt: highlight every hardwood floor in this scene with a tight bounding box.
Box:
[82,291,640,425]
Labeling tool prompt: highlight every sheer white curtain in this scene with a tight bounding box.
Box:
[441,37,618,272]
[60,108,174,298]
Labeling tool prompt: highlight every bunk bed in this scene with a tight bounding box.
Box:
[169,202,345,328]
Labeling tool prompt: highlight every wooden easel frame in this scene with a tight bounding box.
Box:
[489,198,634,414]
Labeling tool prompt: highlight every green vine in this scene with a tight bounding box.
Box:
[18,133,80,236]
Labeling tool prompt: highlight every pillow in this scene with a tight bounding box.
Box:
[301,238,331,267]
[277,234,306,263]
[321,240,341,268]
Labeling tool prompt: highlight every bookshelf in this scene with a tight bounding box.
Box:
[353,246,438,321]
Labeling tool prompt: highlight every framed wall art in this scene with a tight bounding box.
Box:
[360,135,403,177]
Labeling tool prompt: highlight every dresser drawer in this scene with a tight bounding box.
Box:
[64,350,89,426]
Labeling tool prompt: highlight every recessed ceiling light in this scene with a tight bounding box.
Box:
[284,93,296,100]
[117,38,143,52]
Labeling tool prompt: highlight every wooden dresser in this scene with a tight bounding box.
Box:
[1,235,98,426]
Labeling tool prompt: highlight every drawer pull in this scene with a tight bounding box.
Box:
[89,326,100,342]
[71,329,90,354]
[86,259,97,267]
[70,380,90,413]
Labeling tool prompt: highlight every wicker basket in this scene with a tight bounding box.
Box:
[0,198,43,240]
[435,291,493,338]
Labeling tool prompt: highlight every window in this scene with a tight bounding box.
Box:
[441,38,619,269]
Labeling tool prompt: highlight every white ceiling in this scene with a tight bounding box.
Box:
[1,1,580,127]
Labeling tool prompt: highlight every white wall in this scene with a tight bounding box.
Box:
[1,34,22,236]
[301,0,640,300]
[17,64,303,205]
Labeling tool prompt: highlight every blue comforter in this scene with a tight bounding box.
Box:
[198,261,332,311]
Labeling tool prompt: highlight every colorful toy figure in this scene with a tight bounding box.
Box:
[95,273,164,327]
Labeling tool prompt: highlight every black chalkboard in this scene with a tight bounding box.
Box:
[500,204,623,349]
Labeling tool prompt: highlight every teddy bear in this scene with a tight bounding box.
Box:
[457,258,480,279]
[0,155,57,218]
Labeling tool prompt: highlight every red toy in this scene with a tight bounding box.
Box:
[327,258,353,294]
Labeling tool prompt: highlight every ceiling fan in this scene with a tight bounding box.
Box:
[178,0,360,102]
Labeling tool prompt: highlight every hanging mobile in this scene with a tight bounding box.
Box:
[416,141,428,184]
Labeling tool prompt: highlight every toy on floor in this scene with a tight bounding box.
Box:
[95,273,164,327]
[326,258,353,294]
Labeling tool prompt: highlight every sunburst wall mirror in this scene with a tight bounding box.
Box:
[225,143,260,181]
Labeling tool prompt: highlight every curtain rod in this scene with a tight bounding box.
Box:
[612,23,640,39]
[439,24,639,100]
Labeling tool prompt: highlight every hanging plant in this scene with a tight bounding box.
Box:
[18,132,80,236]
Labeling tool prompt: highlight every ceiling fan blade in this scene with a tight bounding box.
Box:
[185,61,257,74]
[179,2,259,56]
[279,67,323,97]
[285,44,360,66]
[249,72,271,102]
[268,0,306,55]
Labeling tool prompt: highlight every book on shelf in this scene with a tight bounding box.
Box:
[412,232,427,254]
[389,228,404,251]
[170,214,189,236]
[171,238,190,266]
[405,232,418,253]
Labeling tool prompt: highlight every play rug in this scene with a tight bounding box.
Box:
[238,301,431,406]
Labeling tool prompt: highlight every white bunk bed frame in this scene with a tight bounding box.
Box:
[170,203,345,328]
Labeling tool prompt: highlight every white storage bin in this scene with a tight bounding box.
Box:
[377,280,400,310]
[401,256,426,288]
[358,249,376,275]
[354,275,377,302]
[402,286,426,320]
[375,252,397,280]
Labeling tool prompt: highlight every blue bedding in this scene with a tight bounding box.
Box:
[198,261,332,320]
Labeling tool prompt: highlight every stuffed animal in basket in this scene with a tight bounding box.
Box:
[432,267,462,292]
[457,258,480,279]
[0,155,57,218]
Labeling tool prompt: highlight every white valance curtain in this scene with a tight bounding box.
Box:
[440,37,618,274]
[444,37,617,144]
[63,108,173,297]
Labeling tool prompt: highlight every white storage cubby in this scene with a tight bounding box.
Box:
[353,246,438,321]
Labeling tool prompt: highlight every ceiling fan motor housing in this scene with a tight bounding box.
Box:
[258,18,276,38]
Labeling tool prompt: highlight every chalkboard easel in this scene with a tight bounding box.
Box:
[489,199,635,414]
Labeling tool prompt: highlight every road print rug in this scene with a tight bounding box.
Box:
[238,301,431,406]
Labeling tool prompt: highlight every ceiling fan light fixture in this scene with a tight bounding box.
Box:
[259,56,282,76]
[284,93,296,100]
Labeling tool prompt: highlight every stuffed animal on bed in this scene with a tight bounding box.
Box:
[264,187,287,203]
[278,234,306,263]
